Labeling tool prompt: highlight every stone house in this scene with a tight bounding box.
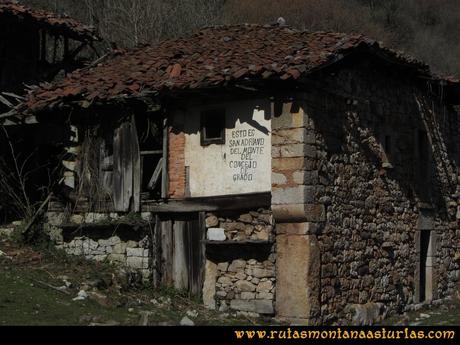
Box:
[7,24,460,324]
[0,0,99,223]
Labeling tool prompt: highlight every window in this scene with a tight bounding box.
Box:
[201,109,225,146]
[381,133,394,168]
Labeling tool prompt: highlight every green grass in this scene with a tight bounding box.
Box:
[0,239,264,326]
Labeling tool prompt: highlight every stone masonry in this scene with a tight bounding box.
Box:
[271,57,460,325]
[203,209,276,316]
[45,211,153,282]
[205,209,274,242]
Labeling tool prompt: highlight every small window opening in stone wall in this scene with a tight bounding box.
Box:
[201,109,226,146]
[419,230,433,302]
[381,133,394,169]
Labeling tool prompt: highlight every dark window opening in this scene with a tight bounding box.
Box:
[419,230,433,302]
[201,109,225,146]
[384,135,392,162]
[136,114,164,199]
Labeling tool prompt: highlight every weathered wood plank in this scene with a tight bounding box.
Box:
[113,123,124,211]
[160,220,174,286]
[122,120,133,211]
[173,221,188,291]
[131,115,141,212]
[141,192,271,213]
[147,157,163,191]
[161,118,168,199]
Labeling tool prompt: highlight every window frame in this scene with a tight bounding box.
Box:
[200,109,226,146]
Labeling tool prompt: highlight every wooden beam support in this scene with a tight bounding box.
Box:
[161,117,169,199]
[142,192,271,213]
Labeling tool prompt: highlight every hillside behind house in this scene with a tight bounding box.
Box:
[20,0,460,78]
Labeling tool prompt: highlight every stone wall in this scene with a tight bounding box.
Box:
[45,211,153,282]
[203,209,276,316]
[205,209,274,242]
[299,59,460,324]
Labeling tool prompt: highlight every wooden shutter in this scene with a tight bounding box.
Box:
[113,115,141,212]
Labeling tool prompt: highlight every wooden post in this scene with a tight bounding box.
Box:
[161,117,168,199]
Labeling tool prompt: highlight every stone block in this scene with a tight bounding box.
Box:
[293,171,319,185]
[246,267,275,278]
[276,234,320,319]
[257,280,273,292]
[70,215,84,224]
[107,236,121,246]
[203,260,217,310]
[47,212,66,226]
[272,186,316,205]
[272,204,325,223]
[272,157,305,171]
[272,104,315,132]
[217,262,229,272]
[256,229,270,241]
[254,300,275,314]
[257,292,274,300]
[241,292,256,300]
[228,259,246,272]
[126,241,138,248]
[113,243,127,254]
[141,212,152,221]
[207,228,226,241]
[276,222,319,235]
[272,128,308,145]
[230,300,255,312]
[126,247,144,257]
[205,216,219,228]
[127,257,148,269]
[279,144,306,158]
[94,255,107,262]
[238,214,253,223]
[98,239,110,247]
[108,254,126,263]
[217,276,232,285]
[235,280,256,292]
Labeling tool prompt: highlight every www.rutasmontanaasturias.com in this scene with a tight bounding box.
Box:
[233,327,456,341]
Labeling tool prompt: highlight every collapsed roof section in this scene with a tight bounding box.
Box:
[0,0,99,42]
[16,24,460,115]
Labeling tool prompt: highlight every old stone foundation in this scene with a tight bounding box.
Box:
[45,211,153,282]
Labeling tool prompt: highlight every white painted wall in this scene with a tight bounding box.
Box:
[179,99,272,197]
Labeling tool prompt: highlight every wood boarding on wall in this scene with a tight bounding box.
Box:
[113,115,141,212]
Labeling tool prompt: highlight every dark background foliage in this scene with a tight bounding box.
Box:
[21,0,460,77]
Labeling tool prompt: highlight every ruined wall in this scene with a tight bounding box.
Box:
[203,209,276,316]
[45,211,153,282]
[295,60,460,324]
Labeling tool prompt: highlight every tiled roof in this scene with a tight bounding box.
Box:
[22,24,456,114]
[0,0,99,41]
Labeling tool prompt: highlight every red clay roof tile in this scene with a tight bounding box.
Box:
[0,0,99,41]
[20,24,455,114]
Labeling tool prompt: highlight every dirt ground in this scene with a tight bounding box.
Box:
[0,237,265,326]
[0,236,459,326]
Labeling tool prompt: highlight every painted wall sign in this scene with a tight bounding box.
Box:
[181,99,272,197]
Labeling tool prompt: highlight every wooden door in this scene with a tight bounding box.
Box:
[158,214,205,298]
[113,115,140,212]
